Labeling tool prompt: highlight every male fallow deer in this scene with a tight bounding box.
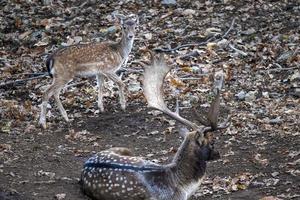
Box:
[39,14,138,129]
[80,52,229,200]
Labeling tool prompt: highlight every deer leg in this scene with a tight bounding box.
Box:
[39,78,69,128]
[53,84,69,122]
[96,74,104,112]
[39,80,57,129]
[106,73,126,111]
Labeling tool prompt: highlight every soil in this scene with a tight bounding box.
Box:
[0,102,299,200]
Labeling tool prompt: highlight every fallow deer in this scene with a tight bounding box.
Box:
[80,52,229,200]
[39,14,138,129]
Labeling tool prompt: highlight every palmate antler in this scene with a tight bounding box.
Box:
[142,51,229,134]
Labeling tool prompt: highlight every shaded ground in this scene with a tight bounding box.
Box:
[0,103,299,200]
[0,0,299,200]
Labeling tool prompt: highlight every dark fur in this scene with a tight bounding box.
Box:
[46,54,54,78]
[84,162,164,172]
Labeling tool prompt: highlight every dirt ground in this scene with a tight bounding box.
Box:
[0,0,299,200]
[0,102,299,200]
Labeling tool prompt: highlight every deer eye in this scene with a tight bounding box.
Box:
[196,139,202,146]
[123,26,127,30]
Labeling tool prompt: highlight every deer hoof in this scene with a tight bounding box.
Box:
[121,104,126,111]
[98,105,104,112]
[39,118,47,129]
[63,115,70,122]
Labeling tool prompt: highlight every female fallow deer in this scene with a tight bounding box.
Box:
[80,52,229,200]
[39,14,138,129]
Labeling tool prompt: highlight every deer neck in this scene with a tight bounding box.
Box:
[169,137,207,187]
[117,33,134,61]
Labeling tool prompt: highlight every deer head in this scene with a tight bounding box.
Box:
[142,51,229,165]
[114,13,139,40]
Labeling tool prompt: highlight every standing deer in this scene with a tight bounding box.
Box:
[80,52,229,200]
[39,14,138,129]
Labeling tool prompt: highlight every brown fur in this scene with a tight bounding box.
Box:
[39,14,138,129]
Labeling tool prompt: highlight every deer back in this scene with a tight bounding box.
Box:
[81,150,167,200]
[47,14,138,77]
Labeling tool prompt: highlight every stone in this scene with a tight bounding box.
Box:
[182,9,196,16]
[245,91,257,102]
[161,0,177,6]
[236,91,246,100]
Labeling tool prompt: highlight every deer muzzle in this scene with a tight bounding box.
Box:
[208,149,220,161]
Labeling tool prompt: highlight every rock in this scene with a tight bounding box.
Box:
[217,39,229,48]
[271,172,279,177]
[189,95,199,103]
[241,28,256,35]
[276,51,293,62]
[236,90,246,100]
[245,91,257,102]
[269,117,282,124]
[161,0,177,6]
[182,9,196,16]
[260,196,282,200]
[269,92,282,98]
[262,91,269,98]
[73,36,82,44]
[55,193,66,200]
[42,0,53,6]
[106,26,117,34]
[191,66,200,73]
[182,100,191,107]
[205,28,221,37]
[144,33,152,40]
[290,71,300,81]
[128,82,141,92]
[292,88,300,97]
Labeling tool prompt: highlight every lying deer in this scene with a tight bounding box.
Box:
[39,14,138,129]
[80,52,229,200]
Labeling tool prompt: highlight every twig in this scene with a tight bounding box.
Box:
[116,60,146,77]
[179,77,204,80]
[153,17,236,53]
[292,46,299,56]
[130,60,150,67]
[9,72,47,78]
[33,180,56,184]
[0,74,48,88]
[179,50,202,60]
[179,72,213,80]
[274,63,283,68]
[117,68,144,75]
[228,44,248,56]
[63,80,89,91]
[222,18,236,39]
[153,37,215,52]
[268,66,299,72]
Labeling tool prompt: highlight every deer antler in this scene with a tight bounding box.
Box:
[143,52,200,130]
[142,51,229,133]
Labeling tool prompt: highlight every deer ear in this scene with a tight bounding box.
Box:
[204,132,214,142]
[113,14,125,25]
[127,14,139,24]
[134,15,139,24]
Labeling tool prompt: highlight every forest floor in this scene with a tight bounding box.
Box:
[0,0,299,200]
